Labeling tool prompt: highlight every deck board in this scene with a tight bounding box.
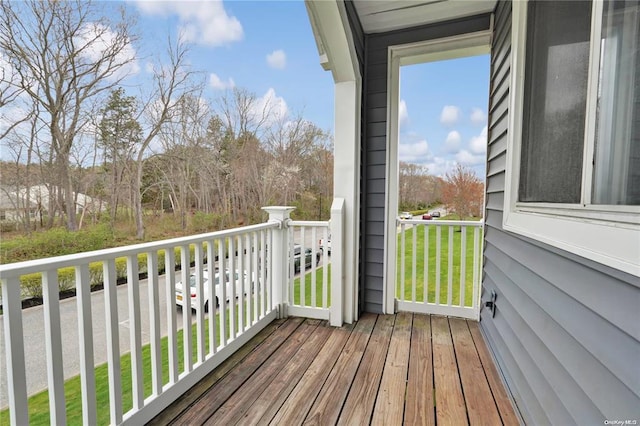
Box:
[268,323,354,425]
[337,314,395,425]
[469,321,521,426]
[237,322,332,425]
[405,313,435,426]
[175,317,304,425]
[153,313,519,426]
[147,318,286,426]
[207,320,321,425]
[431,315,468,424]
[302,313,377,425]
[371,311,412,425]
[450,318,502,425]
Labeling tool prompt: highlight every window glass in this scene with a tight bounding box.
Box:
[592,0,640,205]
[519,1,592,203]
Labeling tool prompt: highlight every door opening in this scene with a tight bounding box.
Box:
[383,32,491,320]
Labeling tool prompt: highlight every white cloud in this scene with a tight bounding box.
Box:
[209,73,235,90]
[399,99,409,128]
[455,150,485,166]
[76,23,139,80]
[440,105,460,126]
[444,131,461,153]
[470,107,486,125]
[425,157,458,178]
[399,139,430,163]
[251,88,288,124]
[136,0,243,47]
[469,125,488,154]
[266,50,287,70]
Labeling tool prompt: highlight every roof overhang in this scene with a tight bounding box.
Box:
[352,0,498,33]
[305,1,358,83]
[306,1,497,80]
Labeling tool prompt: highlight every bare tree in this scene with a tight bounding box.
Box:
[156,92,210,230]
[132,38,201,239]
[398,162,443,210]
[210,88,273,224]
[0,0,137,230]
[264,115,327,205]
[442,164,484,220]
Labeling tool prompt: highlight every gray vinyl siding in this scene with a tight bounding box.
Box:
[481,1,640,424]
[359,13,492,313]
[629,47,640,204]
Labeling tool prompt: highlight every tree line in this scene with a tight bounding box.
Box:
[0,0,332,238]
[0,0,483,241]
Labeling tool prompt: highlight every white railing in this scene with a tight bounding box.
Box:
[287,220,331,320]
[396,219,484,320]
[0,204,342,425]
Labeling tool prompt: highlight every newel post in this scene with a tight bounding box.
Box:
[262,206,295,318]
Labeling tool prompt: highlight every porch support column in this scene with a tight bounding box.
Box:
[262,206,295,318]
[334,79,360,324]
[306,0,361,325]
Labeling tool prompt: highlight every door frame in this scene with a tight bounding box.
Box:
[383,30,492,314]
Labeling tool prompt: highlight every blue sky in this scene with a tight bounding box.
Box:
[2,0,489,178]
[399,56,490,177]
[129,0,335,131]
[127,1,490,178]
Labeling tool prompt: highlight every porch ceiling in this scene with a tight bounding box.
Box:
[352,0,497,33]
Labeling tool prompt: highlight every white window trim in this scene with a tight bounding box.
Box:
[504,0,640,277]
[384,31,492,314]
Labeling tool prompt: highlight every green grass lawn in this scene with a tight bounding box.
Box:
[396,222,482,306]
[292,264,331,307]
[0,303,256,425]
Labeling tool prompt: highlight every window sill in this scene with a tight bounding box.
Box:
[503,208,640,277]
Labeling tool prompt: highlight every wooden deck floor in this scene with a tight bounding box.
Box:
[150,313,519,425]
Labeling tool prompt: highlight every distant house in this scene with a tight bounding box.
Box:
[0,189,38,222]
[0,184,102,223]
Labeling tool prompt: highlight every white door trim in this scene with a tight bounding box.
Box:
[383,30,492,314]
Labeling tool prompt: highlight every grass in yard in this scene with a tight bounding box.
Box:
[0,302,258,425]
[396,223,482,306]
[292,264,331,307]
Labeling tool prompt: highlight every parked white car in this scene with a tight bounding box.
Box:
[318,235,331,256]
[175,268,254,312]
[399,211,413,220]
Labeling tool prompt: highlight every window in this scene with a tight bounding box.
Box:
[592,0,640,205]
[505,0,640,277]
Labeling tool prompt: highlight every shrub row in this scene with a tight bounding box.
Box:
[18,245,198,299]
[1,224,116,264]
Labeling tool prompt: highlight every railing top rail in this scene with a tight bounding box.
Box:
[289,220,330,227]
[397,219,484,227]
[0,221,279,277]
